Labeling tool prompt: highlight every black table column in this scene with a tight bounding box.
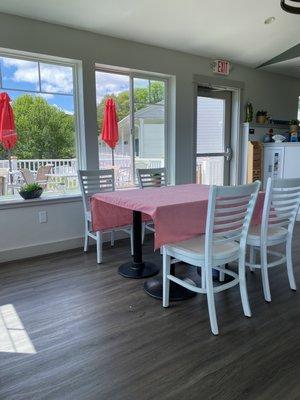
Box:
[118,210,159,279]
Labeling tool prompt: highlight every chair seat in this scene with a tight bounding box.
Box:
[164,235,240,267]
[247,225,288,246]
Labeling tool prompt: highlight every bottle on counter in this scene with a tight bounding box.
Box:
[263,128,274,143]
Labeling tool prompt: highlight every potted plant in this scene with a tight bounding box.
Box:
[256,110,268,124]
[290,119,299,131]
[19,183,43,200]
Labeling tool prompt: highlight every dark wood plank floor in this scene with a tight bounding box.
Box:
[0,228,300,400]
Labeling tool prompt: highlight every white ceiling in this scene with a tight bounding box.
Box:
[0,0,299,70]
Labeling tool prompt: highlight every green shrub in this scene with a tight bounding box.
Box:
[19,183,43,193]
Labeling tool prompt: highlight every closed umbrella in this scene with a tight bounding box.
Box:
[101,98,119,166]
[0,92,18,184]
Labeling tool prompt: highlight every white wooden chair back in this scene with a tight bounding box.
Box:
[78,169,115,213]
[20,168,35,184]
[137,168,167,189]
[262,177,300,238]
[205,182,260,264]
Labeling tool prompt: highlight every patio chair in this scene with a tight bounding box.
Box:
[0,168,9,195]
[137,168,167,236]
[246,177,300,302]
[78,169,133,264]
[162,182,260,335]
[36,165,53,188]
[20,168,35,184]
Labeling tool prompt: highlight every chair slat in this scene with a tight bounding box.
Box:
[137,168,167,189]
[78,169,115,212]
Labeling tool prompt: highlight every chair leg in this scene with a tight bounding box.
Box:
[110,230,115,247]
[239,255,251,317]
[201,266,206,289]
[142,223,145,244]
[84,219,89,252]
[249,246,256,273]
[286,236,296,291]
[162,248,171,308]
[219,265,225,282]
[261,245,271,302]
[96,231,103,264]
[205,265,218,335]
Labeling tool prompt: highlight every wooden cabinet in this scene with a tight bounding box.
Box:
[247,141,263,183]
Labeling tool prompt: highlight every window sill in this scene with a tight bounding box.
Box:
[0,193,82,210]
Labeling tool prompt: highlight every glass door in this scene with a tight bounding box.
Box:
[196,89,232,185]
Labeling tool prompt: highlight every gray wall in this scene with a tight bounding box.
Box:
[0,12,299,260]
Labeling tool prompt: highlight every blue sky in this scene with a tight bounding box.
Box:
[0,57,74,114]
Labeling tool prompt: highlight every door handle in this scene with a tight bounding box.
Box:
[197,146,232,161]
[224,145,232,162]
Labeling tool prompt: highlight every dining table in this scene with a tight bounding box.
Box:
[91,183,264,300]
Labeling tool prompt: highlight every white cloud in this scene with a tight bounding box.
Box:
[1,57,73,94]
[95,71,129,104]
[37,93,54,100]
[40,63,73,94]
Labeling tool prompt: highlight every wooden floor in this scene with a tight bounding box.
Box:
[0,229,300,400]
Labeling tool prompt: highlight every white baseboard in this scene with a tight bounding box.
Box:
[0,230,131,263]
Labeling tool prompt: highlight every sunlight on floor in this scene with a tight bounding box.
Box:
[0,304,36,354]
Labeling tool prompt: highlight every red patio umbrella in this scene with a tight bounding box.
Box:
[101,98,119,166]
[0,92,18,183]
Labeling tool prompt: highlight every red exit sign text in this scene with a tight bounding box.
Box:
[213,60,230,76]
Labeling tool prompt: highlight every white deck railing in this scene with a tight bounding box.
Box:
[0,156,165,193]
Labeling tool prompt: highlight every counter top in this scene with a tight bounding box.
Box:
[263,142,300,146]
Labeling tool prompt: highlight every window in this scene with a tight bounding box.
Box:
[0,54,79,199]
[96,70,167,188]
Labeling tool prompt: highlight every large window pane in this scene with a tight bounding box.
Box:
[196,97,225,153]
[40,63,73,94]
[96,71,132,188]
[95,72,166,188]
[0,57,39,92]
[133,78,165,174]
[0,55,78,199]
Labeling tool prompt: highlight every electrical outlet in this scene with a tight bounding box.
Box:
[38,211,47,223]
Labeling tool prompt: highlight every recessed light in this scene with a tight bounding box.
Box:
[264,16,276,24]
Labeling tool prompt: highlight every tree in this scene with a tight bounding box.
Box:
[0,95,76,159]
[96,81,164,132]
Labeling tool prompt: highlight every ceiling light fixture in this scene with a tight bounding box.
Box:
[281,0,300,14]
[264,16,276,24]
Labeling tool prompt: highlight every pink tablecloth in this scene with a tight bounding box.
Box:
[91,184,264,250]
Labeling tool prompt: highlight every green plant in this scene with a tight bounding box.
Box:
[19,183,43,193]
[290,119,299,126]
[256,110,268,117]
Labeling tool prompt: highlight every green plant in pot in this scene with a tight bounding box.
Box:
[19,183,43,200]
[256,110,268,124]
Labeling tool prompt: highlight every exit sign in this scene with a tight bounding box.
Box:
[212,60,231,76]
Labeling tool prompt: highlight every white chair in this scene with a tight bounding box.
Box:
[246,177,300,302]
[137,168,167,236]
[162,182,260,335]
[78,169,133,264]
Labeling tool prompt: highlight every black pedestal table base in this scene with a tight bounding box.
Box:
[118,210,159,279]
[119,261,159,279]
[144,276,197,300]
